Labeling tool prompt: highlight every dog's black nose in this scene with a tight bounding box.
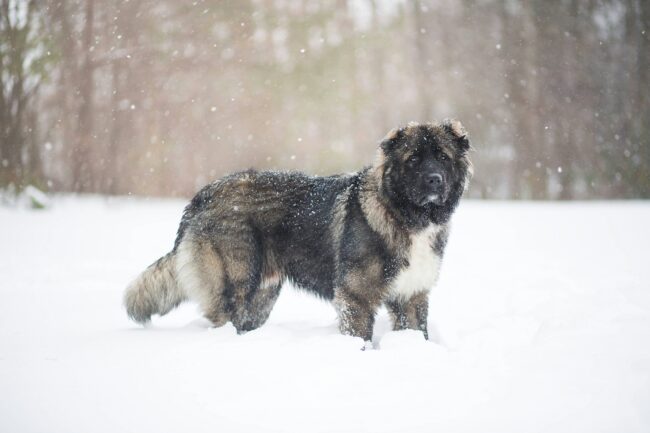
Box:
[426,173,443,187]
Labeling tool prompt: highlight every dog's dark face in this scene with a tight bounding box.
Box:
[379,120,472,213]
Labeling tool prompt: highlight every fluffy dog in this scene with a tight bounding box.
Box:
[124,120,473,343]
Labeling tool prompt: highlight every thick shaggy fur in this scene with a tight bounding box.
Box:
[124,120,473,341]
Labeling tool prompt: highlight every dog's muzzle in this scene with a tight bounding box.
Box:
[419,172,446,205]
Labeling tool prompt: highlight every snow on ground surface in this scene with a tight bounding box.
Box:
[1,196,650,433]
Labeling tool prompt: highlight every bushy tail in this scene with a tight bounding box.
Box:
[123,252,186,324]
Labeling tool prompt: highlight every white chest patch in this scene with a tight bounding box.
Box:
[388,225,442,300]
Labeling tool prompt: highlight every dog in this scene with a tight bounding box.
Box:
[124,120,473,343]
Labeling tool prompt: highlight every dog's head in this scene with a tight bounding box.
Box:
[377,120,473,222]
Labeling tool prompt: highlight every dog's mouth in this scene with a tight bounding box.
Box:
[417,193,444,207]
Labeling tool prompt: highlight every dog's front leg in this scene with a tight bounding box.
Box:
[385,291,430,340]
[333,288,379,344]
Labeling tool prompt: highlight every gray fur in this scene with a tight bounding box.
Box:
[123,120,473,342]
[123,253,186,324]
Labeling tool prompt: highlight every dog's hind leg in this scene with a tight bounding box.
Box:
[233,247,284,332]
[177,227,280,333]
[175,236,230,327]
[242,279,282,331]
[214,226,268,334]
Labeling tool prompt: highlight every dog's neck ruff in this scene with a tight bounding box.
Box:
[358,167,407,250]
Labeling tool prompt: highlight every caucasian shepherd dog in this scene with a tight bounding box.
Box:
[124,120,473,344]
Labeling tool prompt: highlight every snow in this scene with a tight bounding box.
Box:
[1,197,650,433]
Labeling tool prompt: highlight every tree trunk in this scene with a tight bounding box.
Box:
[72,0,95,192]
[0,0,34,187]
[500,1,544,199]
[412,0,432,121]
[51,0,78,191]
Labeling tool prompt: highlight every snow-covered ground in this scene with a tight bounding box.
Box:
[1,196,649,433]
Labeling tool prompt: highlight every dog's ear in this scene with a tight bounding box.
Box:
[442,119,471,154]
[379,127,404,153]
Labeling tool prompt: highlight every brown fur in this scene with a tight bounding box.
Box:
[124,120,472,345]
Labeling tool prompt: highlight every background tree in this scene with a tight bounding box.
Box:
[0,0,52,190]
[1,0,648,199]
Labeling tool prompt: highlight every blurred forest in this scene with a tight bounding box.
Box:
[1,0,649,199]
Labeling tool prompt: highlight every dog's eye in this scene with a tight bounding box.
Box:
[439,153,448,161]
[408,155,420,164]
